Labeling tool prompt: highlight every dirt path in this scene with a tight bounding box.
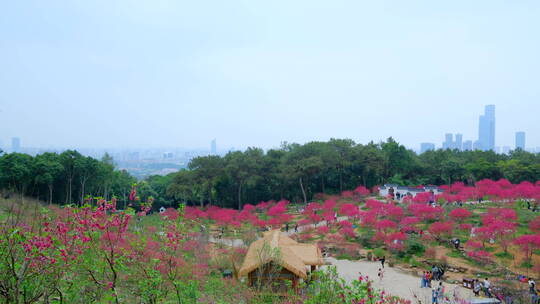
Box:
[325,257,473,303]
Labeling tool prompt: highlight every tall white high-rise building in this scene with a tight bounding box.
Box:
[442,133,453,149]
[210,139,217,155]
[455,133,463,151]
[515,131,526,150]
[11,137,21,153]
[478,105,495,151]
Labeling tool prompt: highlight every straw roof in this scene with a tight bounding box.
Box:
[238,230,323,279]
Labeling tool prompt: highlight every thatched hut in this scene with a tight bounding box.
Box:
[238,230,324,291]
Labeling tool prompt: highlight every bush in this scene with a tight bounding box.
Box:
[373,248,386,258]
[358,231,374,248]
[406,241,425,256]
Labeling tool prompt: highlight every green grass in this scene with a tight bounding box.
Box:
[409,258,423,268]
[446,251,462,258]
[520,260,533,269]
[494,251,513,259]
[336,253,354,260]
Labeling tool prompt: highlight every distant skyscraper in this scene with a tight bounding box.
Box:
[420,143,435,153]
[11,137,21,152]
[210,139,217,155]
[515,131,526,150]
[502,146,511,154]
[462,140,473,151]
[455,134,463,151]
[442,133,453,149]
[478,105,495,151]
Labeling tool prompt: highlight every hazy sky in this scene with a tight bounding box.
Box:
[1,1,539,151]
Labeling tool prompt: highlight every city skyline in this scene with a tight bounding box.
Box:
[422,105,535,153]
[2,105,538,153]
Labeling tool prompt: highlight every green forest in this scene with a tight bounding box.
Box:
[1,138,540,210]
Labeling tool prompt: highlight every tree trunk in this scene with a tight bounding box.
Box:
[80,178,87,206]
[48,184,53,205]
[208,184,212,206]
[339,169,343,192]
[66,177,73,205]
[299,177,307,204]
[237,183,243,210]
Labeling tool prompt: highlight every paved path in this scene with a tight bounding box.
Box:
[325,257,473,303]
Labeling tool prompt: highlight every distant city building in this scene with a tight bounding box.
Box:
[495,146,501,154]
[462,140,473,151]
[127,152,140,161]
[515,131,526,150]
[455,134,463,151]
[211,139,217,155]
[502,146,511,154]
[163,152,174,159]
[11,137,21,153]
[473,140,482,151]
[442,133,464,150]
[478,105,495,151]
[442,133,454,149]
[420,143,435,153]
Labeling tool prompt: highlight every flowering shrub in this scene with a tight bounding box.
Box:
[448,208,472,222]
[0,200,254,304]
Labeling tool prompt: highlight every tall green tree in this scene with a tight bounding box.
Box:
[33,153,63,204]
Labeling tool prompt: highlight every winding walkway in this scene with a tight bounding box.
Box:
[325,257,473,303]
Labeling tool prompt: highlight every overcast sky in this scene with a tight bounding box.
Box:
[1,1,539,151]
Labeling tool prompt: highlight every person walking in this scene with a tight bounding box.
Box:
[380,256,386,268]
[529,278,538,304]
[531,289,538,304]
[421,271,427,288]
[437,282,445,303]
[378,268,384,281]
[285,223,289,232]
[432,265,439,281]
[432,284,439,304]
[483,278,492,298]
[473,279,481,297]
[294,223,298,233]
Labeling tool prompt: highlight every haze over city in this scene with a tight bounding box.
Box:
[1,1,539,151]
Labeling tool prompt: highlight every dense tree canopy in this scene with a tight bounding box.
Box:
[166,138,540,209]
[2,138,540,210]
[0,150,137,208]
